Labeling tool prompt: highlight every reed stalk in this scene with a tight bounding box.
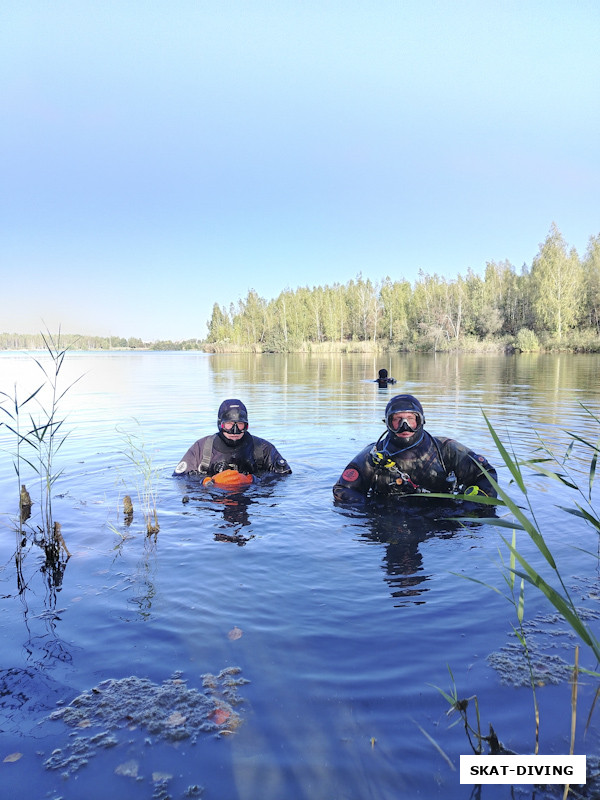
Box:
[0,328,81,568]
[116,421,162,535]
[478,409,600,664]
[431,407,600,764]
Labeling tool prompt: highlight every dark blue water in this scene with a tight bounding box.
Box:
[1,351,600,799]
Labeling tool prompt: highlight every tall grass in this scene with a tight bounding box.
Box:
[433,405,600,761]
[0,382,44,535]
[480,408,600,663]
[0,329,81,568]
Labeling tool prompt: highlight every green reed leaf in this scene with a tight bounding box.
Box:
[482,411,526,493]
[590,447,598,498]
[503,537,600,660]
[525,463,579,489]
[555,504,600,533]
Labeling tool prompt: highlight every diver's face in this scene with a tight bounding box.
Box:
[390,412,419,439]
[220,420,247,441]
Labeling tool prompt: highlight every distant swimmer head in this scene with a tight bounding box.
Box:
[378,368,388,379]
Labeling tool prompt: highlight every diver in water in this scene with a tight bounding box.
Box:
[173,399,291,479]
[375,368,396,388]
[333,394,497,505]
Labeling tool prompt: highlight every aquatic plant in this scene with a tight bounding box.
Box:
[431,665,508,757]
[431,405,600,775]
[0,382,44,536]
[0,329,81,572]
[116,420,162,535]
[479,407,600,664]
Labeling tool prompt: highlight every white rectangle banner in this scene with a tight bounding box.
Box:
[460,755,586,784]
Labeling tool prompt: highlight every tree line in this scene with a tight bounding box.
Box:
[0,333,204,352]
[205,224,600,352]
[2,225,599,353]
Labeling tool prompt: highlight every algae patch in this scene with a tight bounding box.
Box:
[44,669,248,776]
[487,642,572,687]
[486,609,599,687]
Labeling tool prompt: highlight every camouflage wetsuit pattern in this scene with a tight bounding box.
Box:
[333,430,496,504]
[173,432,291,478]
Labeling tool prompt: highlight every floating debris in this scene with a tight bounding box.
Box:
[44,670,248,775]
[152,771,173,782]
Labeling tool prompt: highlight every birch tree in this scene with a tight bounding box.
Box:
[531,223,583,339]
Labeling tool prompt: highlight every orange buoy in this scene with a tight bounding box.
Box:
[202,469,253,488]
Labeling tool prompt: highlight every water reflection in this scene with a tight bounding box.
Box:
[175,476,283,545]
[125,535,158,620]
[0,666,68,738]
[351,502,489,606]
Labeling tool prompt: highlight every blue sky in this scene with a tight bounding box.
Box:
[1,0,599,341]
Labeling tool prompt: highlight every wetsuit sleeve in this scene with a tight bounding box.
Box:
[254,437,292,474]
[172,437,207,476]
[439,438,498,497]
[332,445,375,504]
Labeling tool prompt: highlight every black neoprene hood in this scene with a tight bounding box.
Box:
[217,399,249,425]
[384,394,425,425]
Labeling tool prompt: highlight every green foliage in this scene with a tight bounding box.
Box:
[531,223,584,339]
[514,327,540,352]
[201,225,600,352]
[434,408,600,758]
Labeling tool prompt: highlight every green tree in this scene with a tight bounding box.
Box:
[531,223,583,339]
[206,303,233,343]
[346,275,379,341]
[379,278,411,344]
[582,234,600,333]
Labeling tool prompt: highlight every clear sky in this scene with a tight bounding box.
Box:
[1,0,599,341]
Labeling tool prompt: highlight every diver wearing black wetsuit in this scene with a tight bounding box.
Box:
[375,368,396,388]
[173,399,291,478]
[333,394,496,505]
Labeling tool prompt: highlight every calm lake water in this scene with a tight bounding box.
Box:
[1,351,600,800]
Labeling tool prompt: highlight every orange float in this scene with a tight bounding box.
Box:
[202,469,253,489]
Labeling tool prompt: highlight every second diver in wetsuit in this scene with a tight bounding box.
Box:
[333,394,497,505]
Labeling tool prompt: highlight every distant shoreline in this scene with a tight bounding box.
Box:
[2,336,600,355]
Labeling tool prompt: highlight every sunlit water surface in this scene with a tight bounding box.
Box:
[1,351,600,800]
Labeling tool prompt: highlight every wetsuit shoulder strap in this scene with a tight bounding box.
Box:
[431,435,448,473]
[252,435,265,470]
[200,434,216,472]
